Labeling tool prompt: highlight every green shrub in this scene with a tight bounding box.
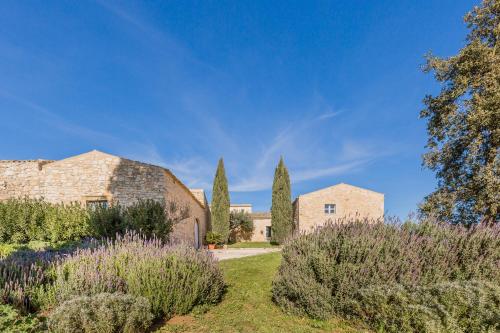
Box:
[206,231,224,245]
[44,203,92,242]
[50,232,225,319]
[88,204,124,238]
[348,280,500,333]
[0,198,188,244]
[0,198,47,243]
[0,304,44,333]
[229,211,254,243]
[124,199,189,241]
[272,220,500,320]
[48,293,153,333]
[0,198,91,244]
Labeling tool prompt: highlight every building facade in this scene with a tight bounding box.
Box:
[230,204,271,242]
[0,150,210,248]
[293,183,384,232]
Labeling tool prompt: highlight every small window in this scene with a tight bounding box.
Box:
[266,226,272,238]
[87,200,109,209]
[324,204,336,214]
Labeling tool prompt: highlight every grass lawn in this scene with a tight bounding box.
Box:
[227,241,279,248]
[156,252,368,333]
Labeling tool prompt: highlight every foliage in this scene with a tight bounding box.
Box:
[158,252,361,333]
[228,210,254,243]
[348,280,500,333]
[420,0,500,224]
[205,231,224,245]
[49,232,225,319]
[0,304,44,333]
[0,241,88,313]
[124,199,190,241]
[0,198,91,244]
[88,204,124,238]
[272,219,500,320]
[0,198,188,244]
[271,157,293,244]
[48,293,153,333]
[211,158,230,243]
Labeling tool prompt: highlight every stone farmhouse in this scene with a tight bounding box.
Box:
[293,183,384,232]
[230,204,272,242]
[0,150,210,248]
[1,150,384,245]
[231,183,384,241]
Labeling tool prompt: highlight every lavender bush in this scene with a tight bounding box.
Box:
[49,232,225,319]
[48,293,153,333]
[272,219,500,326]
[0,241,91,312]
[348,280,500,333]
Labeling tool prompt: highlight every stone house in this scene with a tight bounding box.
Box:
[0,150,210,248]
[231,183,383,242]
[229,204,271,242]
[293,183,384,232]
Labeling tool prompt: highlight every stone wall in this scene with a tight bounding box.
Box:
[0,160,53,200]
[230,204,253,213]
[0,151,209,248]
[294,183,384,232]
[250,213,271,242]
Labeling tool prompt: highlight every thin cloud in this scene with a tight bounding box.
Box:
[316,111,342,120]
[0,88,116,142]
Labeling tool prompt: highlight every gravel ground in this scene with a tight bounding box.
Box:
[208,248,281,260]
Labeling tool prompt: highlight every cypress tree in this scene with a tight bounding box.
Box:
[271,157,293,244]
[211,158,230,242]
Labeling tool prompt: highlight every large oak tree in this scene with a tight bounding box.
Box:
[420,0,499,224]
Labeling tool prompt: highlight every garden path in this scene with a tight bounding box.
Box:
[208,248,281,260]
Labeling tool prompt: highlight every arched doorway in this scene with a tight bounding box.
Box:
[194,219,200,249]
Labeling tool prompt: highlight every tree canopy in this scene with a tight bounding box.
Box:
[420,0,500,224]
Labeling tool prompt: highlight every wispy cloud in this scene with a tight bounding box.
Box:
[121,142,214,189]
[0,88,116,142]
[316,111,342,120]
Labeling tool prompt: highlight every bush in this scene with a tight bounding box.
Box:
[272,220,500,321]
[0,198,188,244]
[206,231,224,245]
[229,211,254,243]
[0,242,87,313]
[50,232,225,319]
[0,198,91,244]
[124,199,189,241]
[88,204,124,238]
[0,304,43,332]
[48,293,153,333]
[348,280,500,333]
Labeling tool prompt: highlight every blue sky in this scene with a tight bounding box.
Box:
[0,0,476,217]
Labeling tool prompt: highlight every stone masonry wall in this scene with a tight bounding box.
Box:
[0,151,208,247]
[251,217,271,242]
[0,160,53,200]
[295,183,384,232]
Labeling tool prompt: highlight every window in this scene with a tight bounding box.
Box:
[265,226,272,238]
[324,204,336,214]
[87,200,109,209]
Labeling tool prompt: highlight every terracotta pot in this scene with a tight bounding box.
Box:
[208,244,216,250]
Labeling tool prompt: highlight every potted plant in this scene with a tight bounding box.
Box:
[206,231,222,250]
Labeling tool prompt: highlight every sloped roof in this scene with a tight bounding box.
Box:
[251,211,271,219]
[296,182,384,199]
[45,150,206,209]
